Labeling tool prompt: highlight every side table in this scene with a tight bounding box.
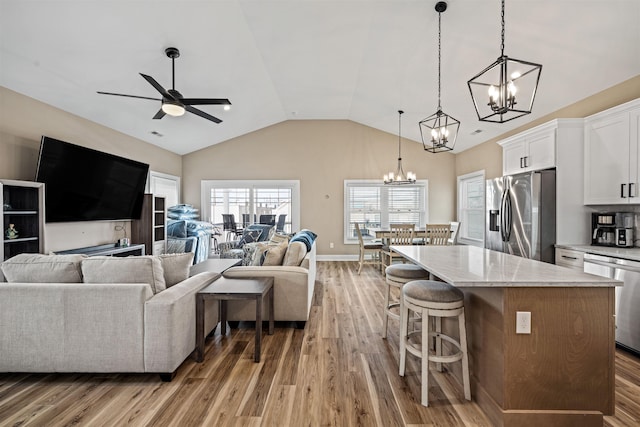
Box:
[195,276,274,363]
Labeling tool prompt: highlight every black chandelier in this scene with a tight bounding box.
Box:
[467,0,542,123]
[419,1,460,153]
[384,110,416,185]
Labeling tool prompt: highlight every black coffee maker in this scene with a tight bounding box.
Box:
[591,213,617,246]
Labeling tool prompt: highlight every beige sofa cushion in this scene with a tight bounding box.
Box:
[158,252,194,287]
[283,241,308,266]
[81,256,166,294]
[262,241,288,266]
[1,253,85,283]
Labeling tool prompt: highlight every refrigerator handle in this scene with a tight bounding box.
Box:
[500,189,510,242]
[504,191,513,241]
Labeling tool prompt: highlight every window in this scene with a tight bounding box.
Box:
[344,180,428,244]
[457,171,485,246]
[201,180,300,232]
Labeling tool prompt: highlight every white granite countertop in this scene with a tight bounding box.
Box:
[390,245,621,287]
[556,244,640,262]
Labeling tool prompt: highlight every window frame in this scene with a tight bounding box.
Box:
[456,170,485,247]
[343,179,429,244]
[201,180,300,232]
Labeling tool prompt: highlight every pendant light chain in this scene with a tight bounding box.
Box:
[398,110,403,159]
[437,10,442,111]
[500,0,505,57]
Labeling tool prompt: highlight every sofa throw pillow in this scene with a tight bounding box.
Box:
[158,252,194,287]
[243,242,269,266]
[1,253,85,283]
[81,256,166,294]
[238,229,262,247]
[290,229,317,251]
[283,241,308,266]
[261,240,289,266]
[269,233,290,245]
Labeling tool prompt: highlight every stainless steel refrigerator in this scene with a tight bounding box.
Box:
[485,169,556,263]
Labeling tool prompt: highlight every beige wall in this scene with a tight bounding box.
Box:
[2,74,639,257]
[0,86,182,252]
[182,120,456,256]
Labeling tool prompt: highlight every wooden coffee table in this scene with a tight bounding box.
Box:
[195,276,274,363]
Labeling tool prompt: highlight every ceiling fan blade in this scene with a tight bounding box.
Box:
[181,98,231,106]
[152,109,166,120]
[139,73,175,100]
[185,105,222,124]
[97,91,161,101]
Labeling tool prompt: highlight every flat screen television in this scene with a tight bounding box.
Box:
[35,136,149,223]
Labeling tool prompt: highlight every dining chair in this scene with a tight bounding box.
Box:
[381,223,415,270]
[276,214,287,233]
[241,213,252,228]
[448,221,460,245]
[355,223,383,274]
[222,214,242,241]
[259,214,276,225]
[425,223,451,246]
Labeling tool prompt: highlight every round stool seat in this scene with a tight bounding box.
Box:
[382,264,429,339]
[403,280,463,304]
[386,264,429,280]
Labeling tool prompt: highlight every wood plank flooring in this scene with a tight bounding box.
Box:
[0,261,639,426]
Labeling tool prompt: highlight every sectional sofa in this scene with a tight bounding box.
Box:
[0,252,219,381]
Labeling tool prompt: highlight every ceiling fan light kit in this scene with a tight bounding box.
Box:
[419,1,460,153]
[98,47,231,124]
[467,0,542,123]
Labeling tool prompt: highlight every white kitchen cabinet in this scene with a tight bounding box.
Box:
[500,124,556,175]
[584,98,640,205]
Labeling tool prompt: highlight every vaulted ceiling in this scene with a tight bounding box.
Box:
[1,0,639,155]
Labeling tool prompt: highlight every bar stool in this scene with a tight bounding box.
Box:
[399,280,471,407]
[383,264,430,339]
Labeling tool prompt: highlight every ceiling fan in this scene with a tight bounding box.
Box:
[97,47,231,123]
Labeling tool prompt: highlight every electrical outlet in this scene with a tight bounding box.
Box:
[516,311,531,334]
[329,242,334,249]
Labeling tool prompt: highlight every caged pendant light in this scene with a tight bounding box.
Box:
[467,0,542,123]
[419,1,460,153]
[384,110,416,185]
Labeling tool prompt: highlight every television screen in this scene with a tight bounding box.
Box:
[35,136,149,223]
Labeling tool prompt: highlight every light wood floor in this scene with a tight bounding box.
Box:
[1,261,639,426]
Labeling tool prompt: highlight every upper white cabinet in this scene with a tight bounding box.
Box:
[584,98,640,205]
[499,124,556,175]
[498,119,588,245]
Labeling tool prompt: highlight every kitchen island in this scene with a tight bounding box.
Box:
[391,245,620,427]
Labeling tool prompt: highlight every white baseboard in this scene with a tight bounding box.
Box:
[316,254,358,261]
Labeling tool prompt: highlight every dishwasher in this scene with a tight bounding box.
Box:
[584,253,640,354]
